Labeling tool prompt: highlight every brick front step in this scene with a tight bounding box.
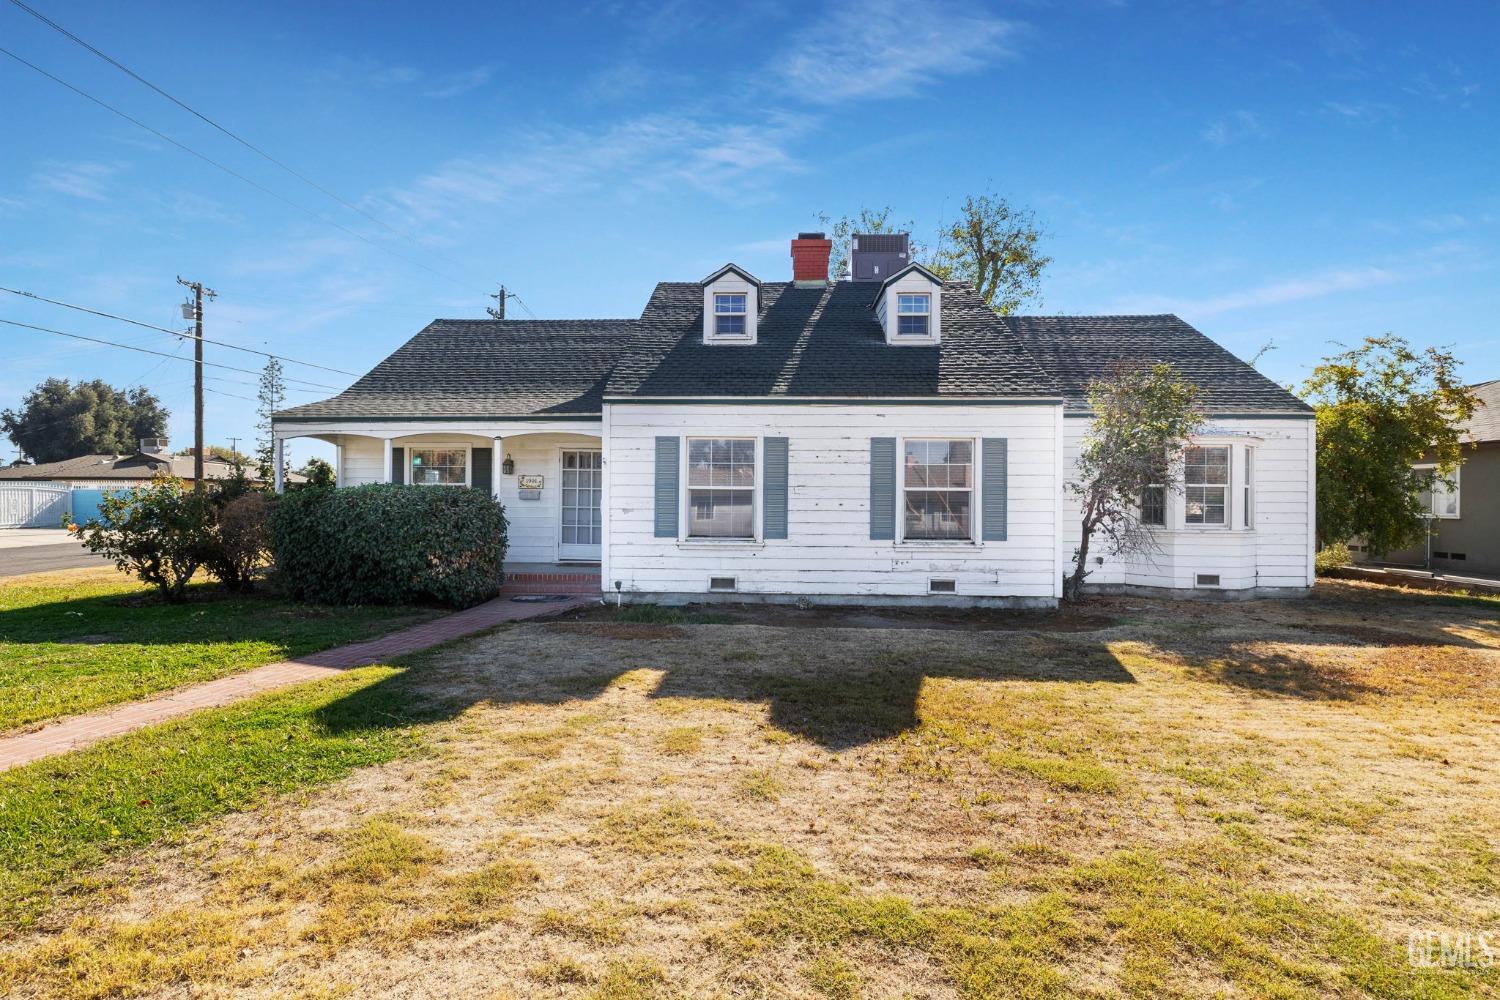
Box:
[501,571,601,596]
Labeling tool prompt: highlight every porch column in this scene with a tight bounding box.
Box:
[272,438,285,494]
[492,436,503,501]
[382,437,393,483]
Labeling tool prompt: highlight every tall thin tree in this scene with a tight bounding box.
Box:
[255,358,285,483]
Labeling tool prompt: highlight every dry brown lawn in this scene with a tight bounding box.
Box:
[3,580,1499,999]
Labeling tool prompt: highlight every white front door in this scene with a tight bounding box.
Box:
[559,449,602,562]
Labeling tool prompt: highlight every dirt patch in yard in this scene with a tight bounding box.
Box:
[3,579,1498,998]
[571,599,1124,633]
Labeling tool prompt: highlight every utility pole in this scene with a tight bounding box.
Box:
[486,285,508,320]
[177,276,216,491]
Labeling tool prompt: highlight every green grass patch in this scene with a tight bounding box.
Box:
[0,572,436,731]
[986,748,1121,794]
[0,660,447,929]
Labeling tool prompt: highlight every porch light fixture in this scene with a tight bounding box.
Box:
[501,453,515,475]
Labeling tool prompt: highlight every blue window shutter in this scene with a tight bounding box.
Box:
[471,447,492,495]
[870,437,896,540]
[654,436,679,538]
[391,447,405,485]
[763,437,788,539]
[982,437,1008,541]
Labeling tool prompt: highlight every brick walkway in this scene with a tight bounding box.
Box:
[0,593,594,772]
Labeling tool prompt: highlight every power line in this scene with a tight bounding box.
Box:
[0,285,359,376]
[0,317,345,390]
[0,45,479,294]
[6,0,491,285]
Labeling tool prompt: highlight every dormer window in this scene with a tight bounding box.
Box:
[714,293,748,338]
[896,294,930,337]
[701,263,760,344]
[873,262,942,345]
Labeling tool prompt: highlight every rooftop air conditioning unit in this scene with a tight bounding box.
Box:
[849,232,909,282]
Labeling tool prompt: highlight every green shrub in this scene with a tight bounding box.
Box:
[65,478,215,602]
[269,484,508,607]
[1315,542,1352,575]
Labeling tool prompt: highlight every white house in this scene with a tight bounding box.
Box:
[272,232,1315,606]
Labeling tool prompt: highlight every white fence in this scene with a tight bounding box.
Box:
[0,485,71,528]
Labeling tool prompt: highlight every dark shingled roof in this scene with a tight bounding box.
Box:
[1005,314,1312,414]
[605,281,1060,399]
[275,319,636,420]
[274,288,1312,420]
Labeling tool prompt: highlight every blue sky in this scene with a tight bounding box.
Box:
[2,0,1496,466]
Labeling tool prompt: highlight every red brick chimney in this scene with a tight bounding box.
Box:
[791,232,832,285]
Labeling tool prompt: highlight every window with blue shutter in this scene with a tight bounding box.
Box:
[763,437,788,539]
[869,437,896,540]
[981,437,1008,541]
[654,436,679,538]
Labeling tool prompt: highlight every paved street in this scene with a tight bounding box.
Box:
[0,545,113,577]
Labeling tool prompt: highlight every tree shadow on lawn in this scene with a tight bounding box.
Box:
[0,583,435,652]
[308,598,1469,752]
[314,628,1141,752]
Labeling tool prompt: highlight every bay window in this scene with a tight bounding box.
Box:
[903,439,972,540]
[409,447,467,486]
[687,438,755,538]
[1183,445,1229,525]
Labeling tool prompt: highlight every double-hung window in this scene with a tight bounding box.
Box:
[1183,445,1229,525]
[903,439,972,540]
[687,438,755,538]
[896,293,930,337]
[1416,464,1460,518]
[713,293,747,338]
[409,447,467,486]
[1140,486,1167,526]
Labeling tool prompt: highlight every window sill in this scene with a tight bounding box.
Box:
[893,539,980,549]
[676,539,764,550]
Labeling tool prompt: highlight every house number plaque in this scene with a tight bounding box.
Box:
[518,474,544,500]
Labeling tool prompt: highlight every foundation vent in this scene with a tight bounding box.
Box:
[928,578,957,594]
[708,576,738,592]
[1195,573,1221,587]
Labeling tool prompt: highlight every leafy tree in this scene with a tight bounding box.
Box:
[65,479,214,602]
[255,358,285,482]
[1064,363,1204,602]
[929,192,1051,314]
[1302,335,1478,556]
[181,444,251,465]
[297,456,336,488]
[1,379,168,463]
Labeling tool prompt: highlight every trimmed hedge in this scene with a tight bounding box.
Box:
[269,484,508,607]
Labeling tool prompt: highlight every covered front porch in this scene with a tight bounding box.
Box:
[271,419,604,567]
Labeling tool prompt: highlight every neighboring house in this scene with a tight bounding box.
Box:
[1352,379,1499,577]
[272,232,1315,606]
[0,438,295,489]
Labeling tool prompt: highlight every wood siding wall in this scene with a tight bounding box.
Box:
[605,403,1062,599]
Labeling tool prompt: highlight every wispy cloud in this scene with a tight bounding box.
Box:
[380,110,812,222]
[424,65,495,99]
[1111,265,1403,317]
[32,160,123,201]
[1319,100,1397,125]
[1201,111,1267,147]
[770,0,1017,104]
